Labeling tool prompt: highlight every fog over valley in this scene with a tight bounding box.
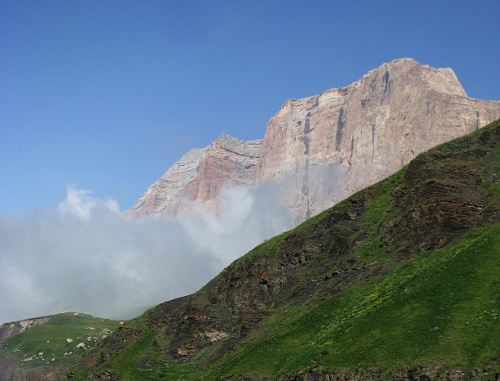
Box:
[0,185,293,324]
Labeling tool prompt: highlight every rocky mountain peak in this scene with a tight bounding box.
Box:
[126,58,500,223]
[382,57,466,96]
[125,133,263,219]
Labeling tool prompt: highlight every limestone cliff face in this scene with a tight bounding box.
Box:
[125,134,263,218]
[256,58,500,222]
[124,147,206,218]
[126,58,500,223]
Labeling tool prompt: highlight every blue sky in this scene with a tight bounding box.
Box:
[1,0,499,216]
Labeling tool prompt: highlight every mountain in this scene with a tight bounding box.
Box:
[0,313,120,381]
[125,134,263,219]
[125,58,500,223]
[71,119,500,380]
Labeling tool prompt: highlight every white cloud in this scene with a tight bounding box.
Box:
[0,183,292,324]
[58,186,120,219]
[179,183,292,264]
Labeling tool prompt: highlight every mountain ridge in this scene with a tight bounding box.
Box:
[126,58,500,224]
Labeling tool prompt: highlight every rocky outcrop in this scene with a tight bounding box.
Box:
[125,134,263,218]
[127,58,500,223]
[0,317,49,340]
[124,147,206,219]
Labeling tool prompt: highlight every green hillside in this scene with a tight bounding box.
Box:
[70,119,500,380]
[0,312,120,379]
[201,224,499,379]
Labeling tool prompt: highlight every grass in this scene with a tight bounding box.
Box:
[200,223,500,380]
[71,329,199,381]
[0,313,120,371]
[363,166,407,228]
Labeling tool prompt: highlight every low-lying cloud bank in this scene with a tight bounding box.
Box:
[0,185,292,324]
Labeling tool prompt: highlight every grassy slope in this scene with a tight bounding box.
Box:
[72,225,499,381]
[72,119,500,380]
[0,313,120,373]
[203,223,499,379]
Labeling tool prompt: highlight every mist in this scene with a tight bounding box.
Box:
[0,185,293,324]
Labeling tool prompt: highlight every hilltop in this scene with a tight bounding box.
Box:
[0,312,120,380]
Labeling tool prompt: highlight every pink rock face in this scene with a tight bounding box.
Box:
[164,133,263,217]
[124,134,263,218]
[126,58,500,223]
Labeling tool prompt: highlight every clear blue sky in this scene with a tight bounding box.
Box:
[1,0,499,216]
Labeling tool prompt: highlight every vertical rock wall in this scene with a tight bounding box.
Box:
[126,58,500,223]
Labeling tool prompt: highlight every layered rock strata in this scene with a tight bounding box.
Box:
[126,58,500,223]
[125,134,263,218]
